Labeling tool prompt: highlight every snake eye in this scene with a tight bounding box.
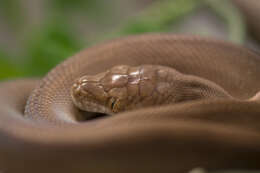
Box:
[111,100,116,109]
[108,97,121,113]
[108,97,116,110]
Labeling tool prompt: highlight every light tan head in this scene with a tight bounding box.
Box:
[71,65,131,114]
[71,64,235,115]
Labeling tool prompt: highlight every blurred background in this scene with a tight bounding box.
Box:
[0,0,259,80]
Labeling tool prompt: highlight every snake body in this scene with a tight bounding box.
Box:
[0,34,260,173]
[1,1,260,171]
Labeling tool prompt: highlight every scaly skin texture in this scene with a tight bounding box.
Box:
[1,34,260,173]
[0,1,259,172]
[71,65,231,114]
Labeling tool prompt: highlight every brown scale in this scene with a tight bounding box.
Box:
[71,64,232,114]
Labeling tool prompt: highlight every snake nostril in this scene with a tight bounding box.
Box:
[76,86,83,96]
[71,82,81,97]
[72,83,78,90]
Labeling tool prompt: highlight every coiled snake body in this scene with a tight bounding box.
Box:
[1,34,260,173]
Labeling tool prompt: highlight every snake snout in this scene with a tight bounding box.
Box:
[70,75,111,114]
[71,78,86,110]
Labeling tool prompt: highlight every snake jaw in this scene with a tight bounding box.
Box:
[71,86,112,114]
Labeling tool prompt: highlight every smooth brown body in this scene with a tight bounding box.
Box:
[2,1,260,170]
[0,34,259,173]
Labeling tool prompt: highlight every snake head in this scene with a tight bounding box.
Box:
[71,65,130,114]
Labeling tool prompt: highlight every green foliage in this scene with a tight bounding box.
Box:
[50,0,100,11]
[0,0,23,27]
[0,51,23,79]
[0,0,247,79]
[205,0,246,43]
[48,0,107,19]
[24,22,82,76]
[117,0,203,35]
